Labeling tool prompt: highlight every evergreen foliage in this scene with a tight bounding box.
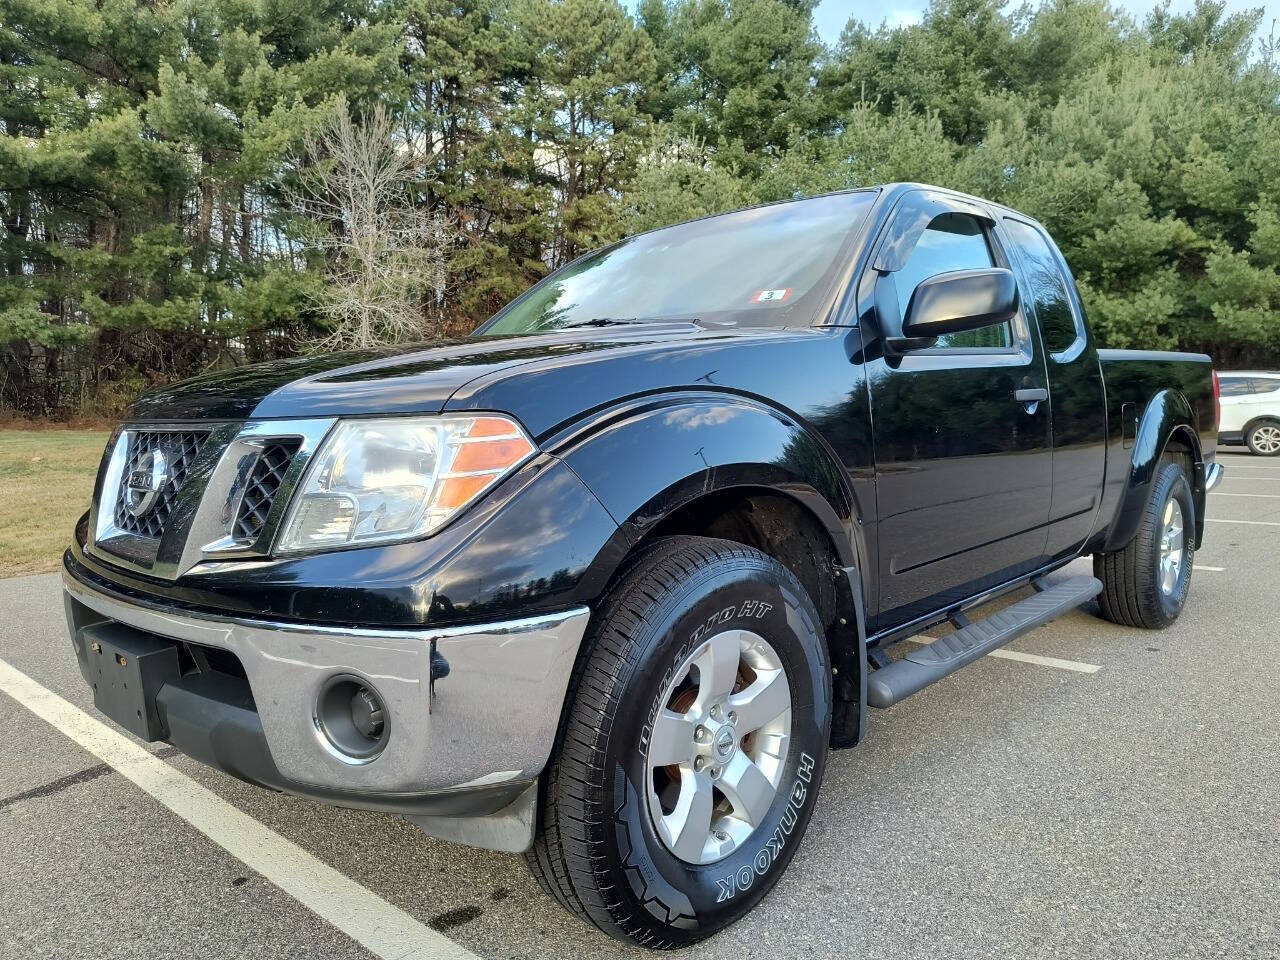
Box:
[1,0,1276,415]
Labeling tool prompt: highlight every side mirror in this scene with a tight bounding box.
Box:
[900,268,1019,342]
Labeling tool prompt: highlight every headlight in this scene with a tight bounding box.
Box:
[277,415,535,554]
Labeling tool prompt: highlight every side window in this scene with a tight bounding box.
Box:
[1003,218,1081,355]
[1219,377,1253,397]
[891,213,1011,349]
[1253,378,1280,394]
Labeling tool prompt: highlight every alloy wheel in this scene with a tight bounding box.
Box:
[1250,424,1280,455]
[644,629,792,864]
[1158,497,1185,596]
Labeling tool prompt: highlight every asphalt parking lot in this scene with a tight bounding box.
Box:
[1,449,1277,960]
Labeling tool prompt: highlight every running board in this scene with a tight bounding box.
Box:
[866,576,1103,709]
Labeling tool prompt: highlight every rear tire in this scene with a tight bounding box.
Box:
[1094,455,1195,628]
[526,536,831,948]
[1245,420,1280,456]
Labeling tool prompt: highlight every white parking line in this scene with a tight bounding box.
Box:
[1205,518,1280,527]
[1220,475,1280,482]
[1194,565,1225,572]
[907,637,1101,674]
[1211,492,1280,499]
[0,658,478,960]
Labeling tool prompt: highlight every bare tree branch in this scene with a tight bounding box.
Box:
[284,101,450,351]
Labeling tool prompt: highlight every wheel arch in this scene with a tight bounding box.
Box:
[1104,389,1205,553]
[559,394,869,748]
[1242,414,1280,441]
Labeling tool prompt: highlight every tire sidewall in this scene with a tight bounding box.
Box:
[1151,462,1195,622]
[601,554,830,943]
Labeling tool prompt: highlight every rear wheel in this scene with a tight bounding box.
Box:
[1245,420,1280,456]
[526,536,831,948]
[1094,455,1195,628]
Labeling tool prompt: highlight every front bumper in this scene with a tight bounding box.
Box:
[63,562,589,848]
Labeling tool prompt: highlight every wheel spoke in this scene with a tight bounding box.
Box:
[1159,498,1185,596]
[1256,427,1280,453]
[718,753,775,827]
[693,630,741,705]
[647,708,697,767]
[660,769,714,862]
[728,668,790,735]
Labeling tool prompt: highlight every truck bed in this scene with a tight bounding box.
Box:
[1097,348,1216,447]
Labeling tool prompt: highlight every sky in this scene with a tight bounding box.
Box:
[811,0,1278,45]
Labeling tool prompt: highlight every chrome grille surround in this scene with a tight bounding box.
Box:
[90,418,336,580]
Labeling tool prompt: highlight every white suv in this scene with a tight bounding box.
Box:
[1219,371,1280,455]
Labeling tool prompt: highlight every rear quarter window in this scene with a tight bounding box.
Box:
[1002,218,1082,355]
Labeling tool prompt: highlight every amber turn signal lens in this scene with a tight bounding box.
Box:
[435,474,496,511]
[466,416,522,438]
[451,438,534,473]
[428,415,535,515]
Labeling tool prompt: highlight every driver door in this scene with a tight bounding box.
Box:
[860,190,1053,631]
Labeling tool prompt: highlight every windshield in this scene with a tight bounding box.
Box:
[478,191,877,335]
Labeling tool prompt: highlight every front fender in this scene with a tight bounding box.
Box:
[556,393,862,567]
[558,393,872,747]
[1104,388,1204,552]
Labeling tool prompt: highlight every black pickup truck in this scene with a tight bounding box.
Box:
[64,183,1222,948]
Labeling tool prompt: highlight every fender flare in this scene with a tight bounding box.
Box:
[555,392,865,566]
[1104,388,1204,553]
[557,392,872,746]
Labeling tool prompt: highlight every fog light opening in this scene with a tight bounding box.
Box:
[315,675,390,762]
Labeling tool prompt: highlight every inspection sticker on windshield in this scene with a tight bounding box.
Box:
[751,288,791,304]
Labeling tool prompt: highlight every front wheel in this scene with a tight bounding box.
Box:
[526,536,831,948]
[1094,455,1195,628]
[1246,420,1280,456]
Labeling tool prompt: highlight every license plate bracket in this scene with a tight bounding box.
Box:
[82,622,181,741]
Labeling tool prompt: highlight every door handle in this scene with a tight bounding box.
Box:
[1015,388,1048,403]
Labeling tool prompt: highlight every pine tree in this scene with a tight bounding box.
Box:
[511,0,656,266]
[3,0,1279,416]
[0,0,397,413]
[645,0,827,164]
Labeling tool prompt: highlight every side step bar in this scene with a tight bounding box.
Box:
[866,575,1103,709]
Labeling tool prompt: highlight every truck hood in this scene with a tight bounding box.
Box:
[127,324,721,422]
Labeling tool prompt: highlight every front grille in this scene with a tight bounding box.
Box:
[114,430,208,539]
[233,440,300,541]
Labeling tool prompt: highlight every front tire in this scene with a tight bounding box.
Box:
[1245,420,1280,456]
[1094,455,1195,628]
[527,536,831,948]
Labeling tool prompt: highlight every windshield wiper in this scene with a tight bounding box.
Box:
[561,316,700,328]
[561,317,642,328]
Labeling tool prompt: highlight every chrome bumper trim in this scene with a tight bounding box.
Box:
[63,570,589,796]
